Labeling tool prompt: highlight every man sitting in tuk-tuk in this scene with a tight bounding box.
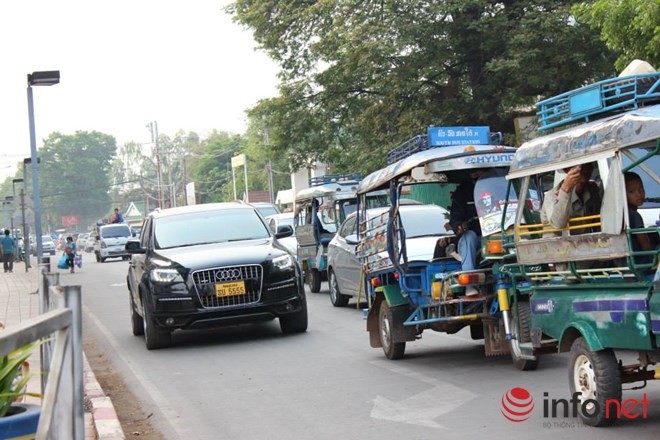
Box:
[541,162,602,234]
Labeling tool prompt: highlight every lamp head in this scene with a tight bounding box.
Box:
[27,70,60,86]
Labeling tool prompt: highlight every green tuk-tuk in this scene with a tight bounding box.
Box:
[497,72,660,426]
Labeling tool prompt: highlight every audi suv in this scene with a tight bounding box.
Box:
[125,202,307,349]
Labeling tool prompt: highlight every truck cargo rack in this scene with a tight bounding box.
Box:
[386,135,428,164]
[308,173,362,187]
[537,73,660,131]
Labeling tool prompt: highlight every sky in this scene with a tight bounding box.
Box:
[0,0,280,180]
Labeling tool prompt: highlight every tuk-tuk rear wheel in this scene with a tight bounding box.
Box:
[509,302,539,371]
[306,269,322,293]
[568,337,621,427]
[379,301,405,360]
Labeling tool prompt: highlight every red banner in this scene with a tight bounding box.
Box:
[61,215,79,227]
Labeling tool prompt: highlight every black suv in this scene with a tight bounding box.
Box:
[125,202,307,349]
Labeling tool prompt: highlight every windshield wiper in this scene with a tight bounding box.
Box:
[226,237,266,242]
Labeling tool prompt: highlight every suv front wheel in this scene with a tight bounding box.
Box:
[141,296,172,350]
[279,295,308,334]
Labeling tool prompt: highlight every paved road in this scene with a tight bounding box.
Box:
[79,256,660,440]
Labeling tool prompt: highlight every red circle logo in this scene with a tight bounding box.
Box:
[501,387,535,422]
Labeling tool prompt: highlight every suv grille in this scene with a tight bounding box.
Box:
[191,264,263,308]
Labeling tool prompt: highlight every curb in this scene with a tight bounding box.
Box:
[83,353,125,440]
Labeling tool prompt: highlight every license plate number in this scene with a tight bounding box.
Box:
[215,281,246,297]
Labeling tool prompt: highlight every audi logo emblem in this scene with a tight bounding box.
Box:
[215,269,241,281]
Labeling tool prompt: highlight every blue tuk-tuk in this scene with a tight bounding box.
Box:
[356,127,520,360]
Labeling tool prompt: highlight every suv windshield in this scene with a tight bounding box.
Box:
[154,208,270,249]
[101,225,131,238]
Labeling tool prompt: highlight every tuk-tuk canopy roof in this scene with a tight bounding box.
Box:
[295,182,359,202]
[508,104,660,179]
[357,145,516,195]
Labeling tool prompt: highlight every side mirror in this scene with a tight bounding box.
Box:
[125,239,146,254]
[275,225,294,239]
[345,234,359,246]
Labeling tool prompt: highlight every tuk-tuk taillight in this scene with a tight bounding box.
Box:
[431,282,442,300]
[458,273,486,285]
[486,240,504,255]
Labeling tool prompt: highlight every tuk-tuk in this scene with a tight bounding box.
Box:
[295,174,376,293]
[356,127,520,360]
[499,71,660,426]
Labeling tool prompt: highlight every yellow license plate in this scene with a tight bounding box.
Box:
[215,281,246,297]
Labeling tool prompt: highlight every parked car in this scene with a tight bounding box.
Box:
[32,235,56,256]
[250,202,281,218]
[94,224,132,262]
[84,235,96,253]
[326,204,450,307]
[76,233,89,250]
[265,213,297,256]
[125,202,307,350]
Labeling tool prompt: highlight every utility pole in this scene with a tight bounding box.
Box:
[148,121,164,208]
[167,145,175,208]
[265,127,274,204]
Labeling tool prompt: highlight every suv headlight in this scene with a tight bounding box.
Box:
[272,254,294,270]
[150,268,183,283]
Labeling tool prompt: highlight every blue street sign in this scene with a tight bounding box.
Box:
[427,126,490,146]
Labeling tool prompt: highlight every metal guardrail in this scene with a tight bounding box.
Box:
[0,259,83,439]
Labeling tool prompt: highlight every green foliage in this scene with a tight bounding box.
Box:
[574,0,660,71]
[230,0,617,175]
[38,131,117,230]
[193,131,244,203]
[0,341,41,418]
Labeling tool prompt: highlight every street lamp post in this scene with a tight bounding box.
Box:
[27,70,59,259]
[4,196,14,233]
[11,179,22,234]
[13,179,28,271]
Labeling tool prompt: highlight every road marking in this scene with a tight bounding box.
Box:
[109,283,125,287]
[370,360,477,428]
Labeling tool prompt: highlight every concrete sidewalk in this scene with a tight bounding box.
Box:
[0,259,124,439]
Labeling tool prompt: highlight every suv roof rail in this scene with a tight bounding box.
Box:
[536,72,660,131]
[308,173,362,187]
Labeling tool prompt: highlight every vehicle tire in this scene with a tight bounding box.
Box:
[280,294,308,334]
[307,269,322,293]
[568,337,621,427]
[509,301,539,371]
[329,270,349,307]
[379,301,405,360]
[130,294,144,336]
[141,296,171,350]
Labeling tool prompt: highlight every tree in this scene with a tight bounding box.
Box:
[37,131,117,230]
[192,131,244,203]
[229,0,616,174]
[574,0,660,71]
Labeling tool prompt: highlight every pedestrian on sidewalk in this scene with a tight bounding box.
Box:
[65,236,77,273]
[1,229,15,273]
